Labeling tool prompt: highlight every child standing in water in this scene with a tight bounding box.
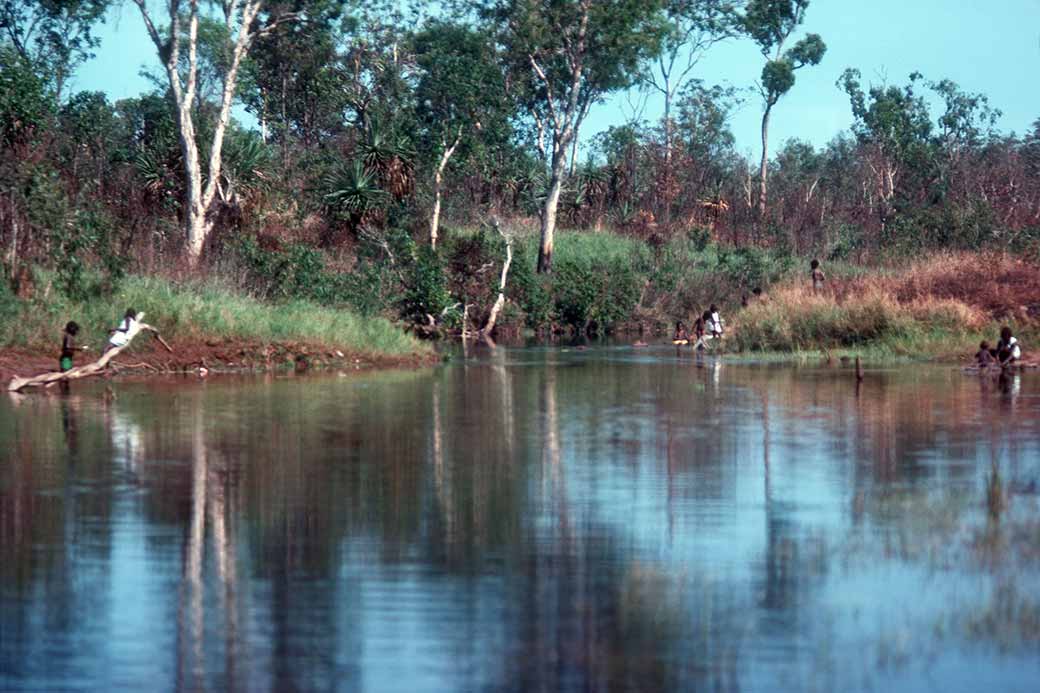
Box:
[810,259,826,294]
[105,308,138,354]
[975,340,995,368]
[672,321,689,344]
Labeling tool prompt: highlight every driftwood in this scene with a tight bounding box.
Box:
[7,312,173,392]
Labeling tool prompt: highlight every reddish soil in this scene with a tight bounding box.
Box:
[1,337,438,388]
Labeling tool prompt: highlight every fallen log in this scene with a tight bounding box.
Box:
[7,312,174,392]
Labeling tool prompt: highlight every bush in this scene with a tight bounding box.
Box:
[399,243,451,322]
[551,254,641,331]
[233,237,394,315]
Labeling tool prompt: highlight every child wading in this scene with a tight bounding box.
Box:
[810,259,826,294]
[996,326,1022,366]
[105,308,138,354]
[975,341,995,368]
[672,321,689,345]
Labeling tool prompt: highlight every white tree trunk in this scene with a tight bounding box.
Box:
[482,220,513,336]
[758,104,772,221]
[538,149,568,274]
[134,0,269,267]
[430,131,461,249]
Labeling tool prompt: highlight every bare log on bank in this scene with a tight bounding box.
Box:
[7,312,174,392]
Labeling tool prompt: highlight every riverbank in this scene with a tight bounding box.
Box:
[0,275,435,385]
[727,252,1039,362]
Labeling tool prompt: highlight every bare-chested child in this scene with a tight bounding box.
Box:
[672,321,689,345]
[975,340,995,368]
[810,259,825,294]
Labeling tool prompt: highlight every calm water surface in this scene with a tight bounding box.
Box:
[2,347,1040,692]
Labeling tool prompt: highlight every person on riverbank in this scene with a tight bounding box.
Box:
[975,340,996,368]
[672,321,689,344]
[996,326,1021,366]
[105,308,138,354]
[59,321,88,394]
[60,321,86,373]
[810,259,826,294]
[708,305,724,340]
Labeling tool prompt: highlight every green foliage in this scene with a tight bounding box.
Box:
[318,159,386,229]
[412,20,510,168]
[0,46,53,147]
[716,245,792,290]
[400,243,451,323]
[552,255,641,331]
[0,0,109,96]
[233,237,393,316]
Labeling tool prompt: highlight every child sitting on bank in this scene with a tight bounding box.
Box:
[105,308,138,354]
[996,326,1022,366]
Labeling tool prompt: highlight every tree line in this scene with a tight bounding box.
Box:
[1,0,1038,302]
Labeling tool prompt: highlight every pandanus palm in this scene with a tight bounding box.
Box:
[319,159,386,240]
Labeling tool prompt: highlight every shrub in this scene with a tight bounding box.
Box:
[399,243,451,323]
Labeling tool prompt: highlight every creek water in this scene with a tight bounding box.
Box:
[2,346,1040,692]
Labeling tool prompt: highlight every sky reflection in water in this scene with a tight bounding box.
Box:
[2,347,1040,692]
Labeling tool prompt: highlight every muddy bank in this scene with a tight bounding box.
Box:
[1,337,440,387]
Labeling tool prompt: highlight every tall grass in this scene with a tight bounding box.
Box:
[0,274,426,357]
[732,284,990,355]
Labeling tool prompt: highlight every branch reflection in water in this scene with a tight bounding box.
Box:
[0,354,1039,691]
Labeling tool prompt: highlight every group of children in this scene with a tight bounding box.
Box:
[672,305,724,350]
[975,326,1023,369]
[59,308,139,374]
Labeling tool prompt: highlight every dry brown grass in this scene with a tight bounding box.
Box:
[841,252,1040,322]
[731,251,1040,354]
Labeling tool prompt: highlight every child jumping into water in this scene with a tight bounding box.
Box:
[105,308,138,354]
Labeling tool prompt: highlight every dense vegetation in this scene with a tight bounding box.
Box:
[1,0,1038,352]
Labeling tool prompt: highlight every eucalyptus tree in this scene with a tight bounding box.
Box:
[131,0,298,265]
[483,0,667,273]
[639,0,739,166]
[413,20,508,248]
[838,69,933,233]
[741,0,825,219]
[0,0,109,100]
[239,1,352,149]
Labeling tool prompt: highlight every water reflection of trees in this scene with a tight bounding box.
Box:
[2,363,1039,690]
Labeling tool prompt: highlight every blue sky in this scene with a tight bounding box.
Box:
[74,1,1040,158]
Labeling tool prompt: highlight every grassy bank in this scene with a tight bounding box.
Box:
[435,227,1038,360]
[730,253,1039,359]
[0,274,428,360]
